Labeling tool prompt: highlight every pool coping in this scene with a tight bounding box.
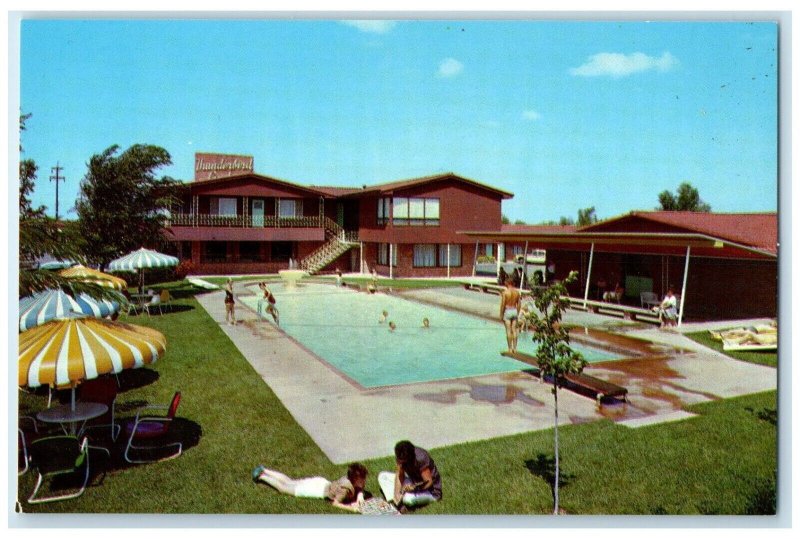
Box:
[196,282,777,464]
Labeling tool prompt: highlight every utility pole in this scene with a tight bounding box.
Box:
[50,162,65,221]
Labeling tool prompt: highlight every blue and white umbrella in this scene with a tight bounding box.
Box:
[108,247,179,294]
[19,289,121,332]
[108,247,179,272]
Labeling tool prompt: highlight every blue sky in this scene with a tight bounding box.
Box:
[17,18,778,223]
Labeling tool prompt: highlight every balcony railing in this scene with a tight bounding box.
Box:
[169,214,326,228]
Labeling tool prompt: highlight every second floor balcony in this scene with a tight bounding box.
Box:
[169,213,326,229]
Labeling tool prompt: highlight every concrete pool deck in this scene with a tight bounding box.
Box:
[195,282,777,464]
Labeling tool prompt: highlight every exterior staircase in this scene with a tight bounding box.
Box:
[299,218,359,274]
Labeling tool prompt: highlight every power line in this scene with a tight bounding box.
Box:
[49,162,65,221]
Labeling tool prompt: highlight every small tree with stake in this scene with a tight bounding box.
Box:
[525,270,587,514]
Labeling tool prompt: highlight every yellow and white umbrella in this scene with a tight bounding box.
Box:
[19,316,166,409]
[58,264,127,290]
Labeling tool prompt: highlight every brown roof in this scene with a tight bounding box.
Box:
[580,211,778,254]
[353,172,514,199]
[179,172,325,196]
[307,186,366,197]
[501,224,578,234]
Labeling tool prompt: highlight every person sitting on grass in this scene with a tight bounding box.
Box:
[378,440,442,512]
[252,462,369,513]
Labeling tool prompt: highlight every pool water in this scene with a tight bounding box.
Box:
[241,283,618,388]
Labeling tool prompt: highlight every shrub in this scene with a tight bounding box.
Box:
[175,259,198,279]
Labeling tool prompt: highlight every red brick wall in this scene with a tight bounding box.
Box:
[358,179,503,244]
[365,242,477,278]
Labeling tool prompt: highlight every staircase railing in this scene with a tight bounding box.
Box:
[299,218,359,274]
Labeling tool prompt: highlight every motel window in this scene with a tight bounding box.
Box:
[278,199,302,218]
[413,244,436,267]
[391,197,440,226]
[512,245,524,257]
[377,243,397,267]
[201,242,227,263]
[438,244,462,267]
[239,242,264,263]
[377,198,391,225]
[210,197,237,216]
[271,242,293,262]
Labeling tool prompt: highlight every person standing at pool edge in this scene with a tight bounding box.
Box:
[224,278,236,325]
[500,277,521,353]
[378,440,441,512]
[257,282,279,325]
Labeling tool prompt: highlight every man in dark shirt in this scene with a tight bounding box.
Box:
[378,440,442,511]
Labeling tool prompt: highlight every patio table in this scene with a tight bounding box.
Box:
[37,402,108,437]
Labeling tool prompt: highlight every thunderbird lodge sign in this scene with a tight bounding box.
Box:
[194,153,254,181]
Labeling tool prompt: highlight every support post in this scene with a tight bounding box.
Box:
[678,246,690,326]
[520,241,529,289]
[583,243,595,309]
[472,241,479,277]
[360,242,364,274]
[447,244,451,279]
[389,243,394,280]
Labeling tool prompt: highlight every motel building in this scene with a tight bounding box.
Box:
[167,153,777,322]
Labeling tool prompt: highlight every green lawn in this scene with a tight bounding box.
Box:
[17,281,777,515]
[684,330,778,368]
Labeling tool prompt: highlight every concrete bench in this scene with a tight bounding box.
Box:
[502,351,628,406]
[567,297,660,324]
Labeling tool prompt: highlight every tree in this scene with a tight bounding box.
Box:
[658,182,711,212]
[524,271,587,514]
[501,214,510,224]
[76,144,179,270]
[576,206,598,226]
[513,219,527,225]
[18,113,121,301]
[558,216,575,226]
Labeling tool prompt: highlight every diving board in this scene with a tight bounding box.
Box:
[502,350,628,406]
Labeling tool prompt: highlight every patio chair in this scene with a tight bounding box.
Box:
[18,415,41,476]
[27,435,91,504]
[142,293,162,316]
[123,391,183,464]
[640,291,660,309]
[79,377,120,442]
[159,289,173,313]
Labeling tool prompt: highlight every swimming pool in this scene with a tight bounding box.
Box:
[241,283,618,388]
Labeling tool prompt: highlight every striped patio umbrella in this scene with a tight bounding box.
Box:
[59,264,127,290]
[19,289,121,332]
[18,317,166,409]
[108,247,179,292]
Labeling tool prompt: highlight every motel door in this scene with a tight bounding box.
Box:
[336,203,345,228]
[252,199,265,227]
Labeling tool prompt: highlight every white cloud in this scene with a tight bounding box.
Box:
[569,52,679,78]
[522,110,541,121]
[340,20,397,34]
[437,57,464,78]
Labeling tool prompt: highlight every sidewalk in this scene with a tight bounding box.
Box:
[195,282,777,464]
